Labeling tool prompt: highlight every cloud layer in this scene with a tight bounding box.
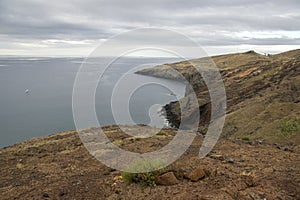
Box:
[0,0,299,56]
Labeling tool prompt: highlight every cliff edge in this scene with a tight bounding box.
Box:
[136,50,300,144]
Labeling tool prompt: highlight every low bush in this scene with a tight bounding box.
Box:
[121,159,168,187]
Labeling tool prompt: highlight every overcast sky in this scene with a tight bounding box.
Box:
[0,0,299,57]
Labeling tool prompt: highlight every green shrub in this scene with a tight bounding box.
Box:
[242,137,250,141]
[280,118,300,135]
[121,159,168,187]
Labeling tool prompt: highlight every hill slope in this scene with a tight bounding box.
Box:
[0,125,299,199]
[137,49,300,144]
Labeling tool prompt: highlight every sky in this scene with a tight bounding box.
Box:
[0,0,299,57]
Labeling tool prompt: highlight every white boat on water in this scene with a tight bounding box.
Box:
[25,89,29,94]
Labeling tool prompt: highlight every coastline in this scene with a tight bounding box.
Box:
[162,101,181,128]
[134,71,188,129]
[135,49,300,143]
[1,49,299,199]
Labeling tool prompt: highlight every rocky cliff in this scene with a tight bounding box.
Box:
[136,49,300,144]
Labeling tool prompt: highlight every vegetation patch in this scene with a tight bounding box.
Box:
[121,159,168,187]
[280,118,300,135]
[242,137,250,141]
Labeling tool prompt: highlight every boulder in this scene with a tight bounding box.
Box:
[188,167,206,182]
[155,172,179,185]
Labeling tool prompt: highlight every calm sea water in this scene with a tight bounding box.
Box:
[0,57,185,148]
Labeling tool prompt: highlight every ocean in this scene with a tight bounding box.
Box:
[0,56,186,148]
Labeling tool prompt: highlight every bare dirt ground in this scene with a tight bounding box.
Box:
[1,125,299,200]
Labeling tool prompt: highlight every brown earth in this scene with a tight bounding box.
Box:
[1,125,299,200]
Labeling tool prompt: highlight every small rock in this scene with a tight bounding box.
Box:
[228,158,234,164]
[282,146,289,151]
[188,167,206,182]
[59,191,65,196]
[110,168,116,172]
[42,193,49,198]
[209,154,224,161]
[155,172,179,185]
[258,194,266,200]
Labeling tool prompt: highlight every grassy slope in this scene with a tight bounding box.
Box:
[141,50,300,144]
[220,50,300,143]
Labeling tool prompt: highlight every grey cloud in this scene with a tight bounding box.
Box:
[0,0,299,55]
